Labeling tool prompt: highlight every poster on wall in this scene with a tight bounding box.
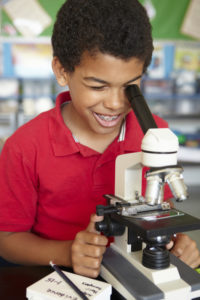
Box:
[11,43,53,78]
[181,0,200,40]
[174,46,200,72]
[3,0,52,37]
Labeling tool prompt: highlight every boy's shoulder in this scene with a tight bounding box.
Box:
[4,108,54,155]
[153,114,168,128]
[4,91,71,155]
[13,109,52,139]
[6,91,70,146]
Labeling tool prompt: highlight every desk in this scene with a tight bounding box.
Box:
[0,265,124,300]
[0,266,53,300]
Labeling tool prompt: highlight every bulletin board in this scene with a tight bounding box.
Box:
[139,0,193,40]
[37,0,66,36]
[0,0,196,40]
[1,0,65,37]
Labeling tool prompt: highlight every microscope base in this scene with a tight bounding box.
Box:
[101,247,200,300]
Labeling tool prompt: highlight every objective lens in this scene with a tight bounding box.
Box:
[145,174,163,205]
[166,171,188,201]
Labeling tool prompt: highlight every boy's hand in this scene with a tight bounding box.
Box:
[71,214,108,278]
[166,233,200,269]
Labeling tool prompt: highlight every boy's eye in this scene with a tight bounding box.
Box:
[90,86,105,90]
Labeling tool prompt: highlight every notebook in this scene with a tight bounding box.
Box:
[26,270,112,300]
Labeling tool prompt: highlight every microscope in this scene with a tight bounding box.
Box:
[96,85,200,300]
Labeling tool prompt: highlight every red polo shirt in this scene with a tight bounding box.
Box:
[0,92,169,240]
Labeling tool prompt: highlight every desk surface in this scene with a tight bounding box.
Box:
[0,265,124,300]
[0,266,53,300]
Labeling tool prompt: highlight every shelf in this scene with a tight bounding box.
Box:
[0,36,51,44]
[0,113,17,121]
[178,146,200,164]
[160,114,200,120]
[144,93,200,101]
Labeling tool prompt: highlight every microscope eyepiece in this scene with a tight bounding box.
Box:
[125,85,157,134]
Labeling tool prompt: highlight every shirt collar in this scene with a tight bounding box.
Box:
[49,91,144,157]
[49,91,80,156]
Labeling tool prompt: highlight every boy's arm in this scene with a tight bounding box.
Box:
[0,231,73,267]
[0,214,108,278]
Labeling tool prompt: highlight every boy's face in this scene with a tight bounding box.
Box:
[53,51,144,139]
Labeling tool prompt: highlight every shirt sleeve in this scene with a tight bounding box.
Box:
[0,138,38,232]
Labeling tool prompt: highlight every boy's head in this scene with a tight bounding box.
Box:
[52,0,153,73]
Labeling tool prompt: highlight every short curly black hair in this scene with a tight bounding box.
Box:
[52,0,153,73]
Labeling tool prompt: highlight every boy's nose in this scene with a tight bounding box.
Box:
[103,89,126,111]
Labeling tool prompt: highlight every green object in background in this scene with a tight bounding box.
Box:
[39,0,66,36]
[178,134,187,145]
[0,0,196,40]
[139,0,194,40]
[195,268,200,274]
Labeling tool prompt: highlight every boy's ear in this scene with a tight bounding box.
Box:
[52,57,69,86]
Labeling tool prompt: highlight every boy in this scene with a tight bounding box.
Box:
[0,0,199,279]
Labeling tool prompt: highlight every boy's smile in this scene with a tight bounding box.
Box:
[53,51,144,152]
[93,112,122,128]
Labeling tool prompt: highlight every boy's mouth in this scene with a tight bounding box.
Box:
[93,112,122,127]
[97,114,119,121]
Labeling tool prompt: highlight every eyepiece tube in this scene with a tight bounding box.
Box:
[125,84,157,134]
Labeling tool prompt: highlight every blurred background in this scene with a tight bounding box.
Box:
[0,0,200,245]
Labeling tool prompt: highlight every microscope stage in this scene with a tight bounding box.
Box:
[112,209,200,240]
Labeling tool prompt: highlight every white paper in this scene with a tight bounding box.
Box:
[181,0,200,40]
[3,0,52,37]
[26,271,112,300]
